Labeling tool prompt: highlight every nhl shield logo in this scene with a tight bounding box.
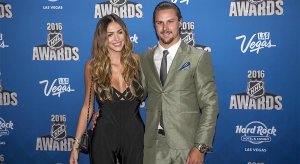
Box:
[247,80,265,99]
[110,0,127,7]
[47,32,63,50]
[51,123,66,141]
[181,31,195,46]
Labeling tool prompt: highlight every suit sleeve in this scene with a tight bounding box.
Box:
[193,51,219,149]
[140,55,148,101]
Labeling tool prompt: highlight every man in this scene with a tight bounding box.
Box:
[140,1,218,164]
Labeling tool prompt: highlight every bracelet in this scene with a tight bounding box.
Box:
[73,138,80,145]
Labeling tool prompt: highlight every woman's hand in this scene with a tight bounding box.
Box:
[69,143,79,164]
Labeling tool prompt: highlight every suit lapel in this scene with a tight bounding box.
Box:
[164,42,188,86]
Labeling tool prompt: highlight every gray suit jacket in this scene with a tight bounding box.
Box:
[140,42,218,149]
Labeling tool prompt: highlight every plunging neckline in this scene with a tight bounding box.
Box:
[111,86,129,94]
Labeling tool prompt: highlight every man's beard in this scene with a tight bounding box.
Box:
[161,37,175,45]
[160,31,175,45]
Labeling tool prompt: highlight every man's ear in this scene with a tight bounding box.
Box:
[179,19,182,28]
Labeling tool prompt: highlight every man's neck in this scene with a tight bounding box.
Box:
[159,37,181,49]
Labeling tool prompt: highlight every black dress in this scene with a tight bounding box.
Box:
[91,83,144,164]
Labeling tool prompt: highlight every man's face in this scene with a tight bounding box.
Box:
[155,9,182,48]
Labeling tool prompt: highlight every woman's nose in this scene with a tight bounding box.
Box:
[114,34,119,41]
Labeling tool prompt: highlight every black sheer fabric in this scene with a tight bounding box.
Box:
[91,82,144,164]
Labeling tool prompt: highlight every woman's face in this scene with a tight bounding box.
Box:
[106,21,125,54]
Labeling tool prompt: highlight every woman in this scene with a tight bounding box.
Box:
[69,14,144,164]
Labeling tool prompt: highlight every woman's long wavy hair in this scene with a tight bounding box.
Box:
[90,14,142,101]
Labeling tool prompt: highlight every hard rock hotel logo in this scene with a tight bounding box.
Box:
[39,77,75,97]
[236,32,276,54]
[36,114,74,151]
[0,2,12,18]
[181,21,211,52]
[33,23,79,61]
[235,121,277,145]
[229,70,282,110]
[94,0,143,18]
[0,117,14,137]
[0,79,18,106]
[229,0,284,16]
[130,34,138,44]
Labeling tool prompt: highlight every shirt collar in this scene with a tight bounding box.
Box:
[157,38,182,56]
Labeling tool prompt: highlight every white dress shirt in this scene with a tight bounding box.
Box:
[154,38,181,130]
[153,38,182,76]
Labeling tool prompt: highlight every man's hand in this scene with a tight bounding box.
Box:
[92,110,101,129]
[186,147,205,164]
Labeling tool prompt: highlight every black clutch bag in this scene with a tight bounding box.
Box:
[78,129,93,154]
[78,82,94,154]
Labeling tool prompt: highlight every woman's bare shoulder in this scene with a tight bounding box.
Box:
[84,60,93,73]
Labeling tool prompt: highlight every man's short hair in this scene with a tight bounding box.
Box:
[153,1,182,25]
